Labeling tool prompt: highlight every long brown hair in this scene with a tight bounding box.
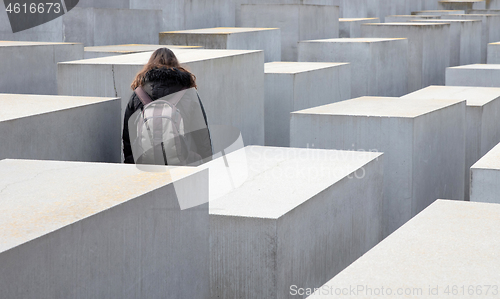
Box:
[130,47,197,90]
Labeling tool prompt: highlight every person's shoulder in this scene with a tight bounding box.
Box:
[145,67,193,88]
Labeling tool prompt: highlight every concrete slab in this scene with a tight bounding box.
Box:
[468,8,500,13]
[298,38,408,98]
[446,14,500,63]
[339,18,380,37]
[402,85,500,200]
[409,19,482,66]
[239,4,339,61]
[439,0,483,11]
[471,142,500,203]
[413,9,466,14]
[84,44,202,59]
[446,64,500,87]
[361,23,451,92]
[385,14,441,22]
[341,0,407,20]
[0,41,83,95]
[307,199,500,299]
[290,97,466,237]
[58,49,265,146]
[472,0,500,9]
[159,27,281,62]
[0,93,121,163]
[488,42,500,63]
[75,0,130,9]
[264,62,351,146]
[0,159,209,299]
[210,146,384,299]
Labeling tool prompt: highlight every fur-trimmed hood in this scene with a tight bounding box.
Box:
[144,67,193,87]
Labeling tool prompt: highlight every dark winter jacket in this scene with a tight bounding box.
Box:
[122,67,212,164]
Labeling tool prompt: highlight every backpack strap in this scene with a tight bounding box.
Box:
[135,86,153,106]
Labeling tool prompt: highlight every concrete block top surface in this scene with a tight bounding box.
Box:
[367,22,450,27]
[301,37,406,43]
[449,63,500,70]
[410,19,481,23]
[415,9,466,13]
[403,85,500,106]
[292,96,464,118]
[161,27,279,34]
[84,44,201,53]
[209,146,382,219]
[472,142,500,169]
[60,48,262,65]
[264,62,349,74]
[0,94,119,122]
[491,42,500,45]
[339,18,380,21]
[308,199,500,299]
[0,159,203,253]
[0,41,80,47]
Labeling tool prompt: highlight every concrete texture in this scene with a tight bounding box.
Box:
[402,85,500,201]
[384,15,441,22]
[0,94,121,163]
[471,0,500,9]
[308,199,500,299]
[84,44,202,59]
[298,38,408,98]
[75,0,130,9]
[361,23,450,92]
[446,14,500,63]
[446,64,500,87]
[239,4,339,61]
[0,159,209,299]
[159,27,281,62]
[468,8,500,13]
[341,0,407,20]
[409,19,482,66]
[439,0,482,11]
[413,9,466,14]
[58,49,265,146]
[210,146,384,299]
[0,41,83,95]
[471,142,500,203]
[290,97,466,237]
[488,42,500,63]
[339,18,380,37]
[264,62,351,147]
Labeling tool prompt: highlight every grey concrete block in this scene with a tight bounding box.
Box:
[58,49,265,146]
[0,41,83,95]
[210,146,384,299]
[439,0,478,11]
[471,142,500,203]
[84,44,202,59]
[160,27,281,62]
[0,159,209,299]
[468,9,500,13]
[385,14,441,22]
[298,38,408,98]
[0,94,121,163]
[409,19,482,66]
[413,9,466,15]
[264,62,351,146]
[76,0,130,9]
[339,18,380,37]
[472,0,500,9]
[239,4,339,61]
[487,42,500,63]
[446,13,500,63]
[402,85,500,201]
[361,23,450,92]
[307,199,500,299]
[290,97,466,237]
[446,64,500,87]
[341,0,407,20]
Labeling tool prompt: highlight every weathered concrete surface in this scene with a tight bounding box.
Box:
[291,97,466,237]
[160,27,281,62]
[385,14,441,22]
[58,49,265,146]
[402,85,500,201]
[438,0,482,11]
[446,64,500,87]
[471,142,500,203]
[75,0,130,8]
[308,199,500,299]
[468,8,500,13]
[0,41,83,95]
[298,38,408,97]
[472,0,500,9]
[413,9,466,14]
[339,18,380,37]
[210,146,384,299]
[84,44,201,59]
[487,42,500,63]
[239,4,339,61]
[361,23,450,92]
[341,0,407,20]
[264,62,351,146]
[0,159,209,299]
[409,19,482,66]
[446,13,500,63]
[0,94,121,163]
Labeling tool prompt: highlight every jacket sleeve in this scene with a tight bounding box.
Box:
[122,93,139,164]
